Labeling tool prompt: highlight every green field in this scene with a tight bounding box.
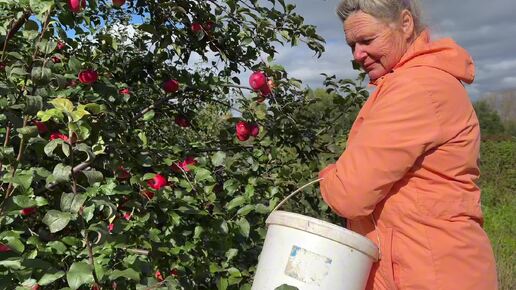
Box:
[479,140,516,290]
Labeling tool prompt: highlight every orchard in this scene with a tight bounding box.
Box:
[0,0,368,289]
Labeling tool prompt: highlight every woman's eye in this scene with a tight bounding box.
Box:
[362,38,373,45]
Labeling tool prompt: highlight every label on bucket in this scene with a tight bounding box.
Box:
[284,245,332,286]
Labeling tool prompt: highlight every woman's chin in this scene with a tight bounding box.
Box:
[367,70,387,81]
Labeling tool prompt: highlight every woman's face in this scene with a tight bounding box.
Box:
[344,11,410,80]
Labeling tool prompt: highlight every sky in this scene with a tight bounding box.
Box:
[274,0,516,100]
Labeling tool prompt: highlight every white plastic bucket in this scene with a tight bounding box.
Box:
[251,210,379,290]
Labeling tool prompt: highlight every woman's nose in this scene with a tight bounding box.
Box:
[353,44,367,63]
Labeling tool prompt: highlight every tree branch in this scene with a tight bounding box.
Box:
[1,10,32,61]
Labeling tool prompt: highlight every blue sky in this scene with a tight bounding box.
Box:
[274,0,516,100]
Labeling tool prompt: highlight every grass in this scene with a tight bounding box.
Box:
[479,139,516,290]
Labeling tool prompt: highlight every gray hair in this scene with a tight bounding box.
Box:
[336,0,426,34]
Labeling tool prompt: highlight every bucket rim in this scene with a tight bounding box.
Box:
[266,210,379,261]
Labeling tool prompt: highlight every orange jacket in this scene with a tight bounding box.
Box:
[319,30,498,290]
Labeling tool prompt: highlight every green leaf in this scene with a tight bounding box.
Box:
[82,204,95,222]
[18,126,39,138]
[82,170,103,185]
[194,225,203,239]
[62,142,71,157]
[216,277,228,290]
[70,107,90,122]
[25,95,43,115]
[11,171,34,190]
[44,139,63,156]
[49,97,74,113]
[60,193,87,213]
[37,108,64,122]
[36,39,57,55]
[108,268,140,281]
[39,270,65,286]
[30,0,54,21]
[13,196,37,208]
[80,103,106,114]
[35,196,49,207]
[195,168,214,182]
[225,248,238,261]
[0,258,22,269]
[236,218,250,238]
[31,66,52,82]
[42,210,72,233]
[226,196,245,211]
[5,237,25,253]
[236,204,254,216]
[68,56,81,74]
[52,163,72,183]
[143,110,155,121]
[66,261,94,289]
[211,151,226,166]
[75,143,96,162]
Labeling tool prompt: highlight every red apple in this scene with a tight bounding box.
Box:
[119,88,130,95]
[147,174,167,190]
[259,83,272,96]
[237,133,249,141]
[78,69,98,84]
[50,132,69,142]
[250,124,259,137]
[174,116,190,128]
[116,166,131,181]
[191,22,202,32]
[108,223,114,233]
[0,244,11,252]
[31,284,40,290]
[171,156,197,173]
[33,121,48,134]
[51,56,61,63]
[123,212,132,220]
[203,21,215,31]
[163,79,179,93]
[20,207,37,216]
[68,0,86,13]
[236,121,250,136]
[155,270,164,282]
[170,268,179,276]
[57,41,66,50]
[91,285,100,290]
[249,71,267,90]
[112,0,125,7]
[0,62,6,71]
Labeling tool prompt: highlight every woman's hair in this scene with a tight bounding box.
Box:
[336,0,426,34]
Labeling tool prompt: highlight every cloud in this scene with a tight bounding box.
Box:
[272,0,516,100]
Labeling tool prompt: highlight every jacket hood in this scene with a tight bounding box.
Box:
[393,29,475,84]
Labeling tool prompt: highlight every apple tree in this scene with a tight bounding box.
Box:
[0,0,367,289]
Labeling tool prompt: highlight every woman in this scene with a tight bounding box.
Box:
[319,0,498,289]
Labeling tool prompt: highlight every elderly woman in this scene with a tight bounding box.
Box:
[319,0,498,289]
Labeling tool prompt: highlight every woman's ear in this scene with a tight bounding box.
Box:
[400,9,415,40]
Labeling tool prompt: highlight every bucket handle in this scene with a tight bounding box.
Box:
[271,177,382,260]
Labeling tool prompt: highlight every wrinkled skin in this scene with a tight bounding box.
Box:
[344,10,415,80]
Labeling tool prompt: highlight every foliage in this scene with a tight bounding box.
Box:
[474,100,506,138]
[479,140,516,290]
[0,0,367,289]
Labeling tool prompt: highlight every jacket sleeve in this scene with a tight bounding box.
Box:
[320,77,442,219]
